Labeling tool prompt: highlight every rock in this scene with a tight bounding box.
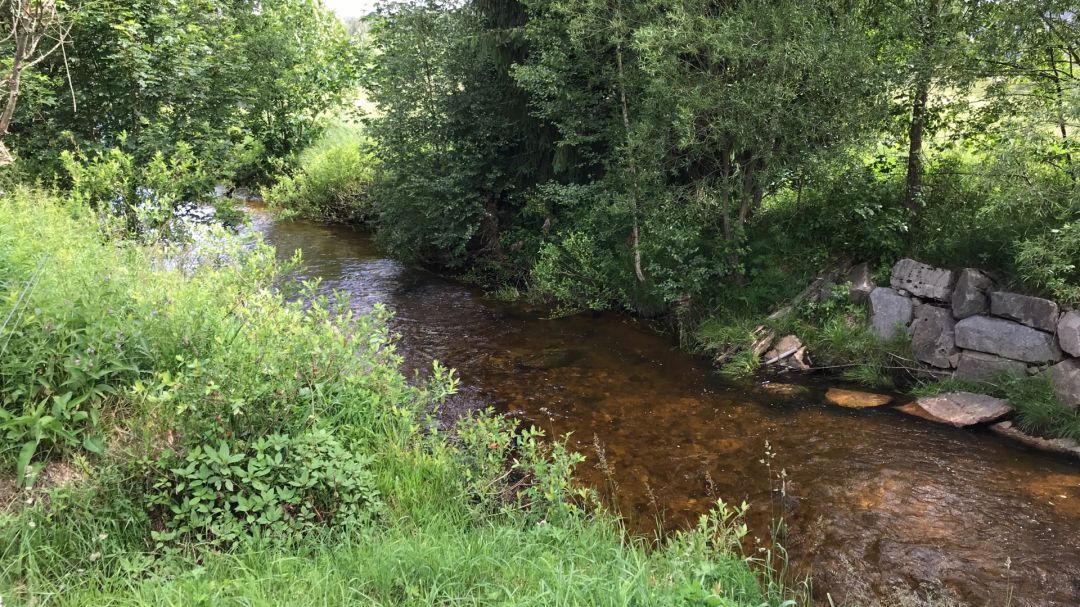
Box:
[847,263,874,304]
[890,258,955,302]
[1049,358,1080,410]
[825,388,893,408]
[989,291,1059,332]
[951,268,992,319]
[764,335,803,364]
[517,348,586,370]
[902,392,1012,427]
[910,305,959,368]
[954,315,1063,364]
[787,347,812,371]
[869,287,914,339]
[990,421,1080,459]
[1056,311,1080,357]
[954,350,1028,384]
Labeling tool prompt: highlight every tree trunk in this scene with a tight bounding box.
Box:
[613,1,645,284]
[1046,46,1074,172]
[902,0,943,214]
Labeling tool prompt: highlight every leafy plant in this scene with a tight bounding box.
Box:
[146,430,382,547]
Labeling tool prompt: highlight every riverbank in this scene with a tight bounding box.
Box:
[0,189,793,606]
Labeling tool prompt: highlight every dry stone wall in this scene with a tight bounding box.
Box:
[865,258,1080,410]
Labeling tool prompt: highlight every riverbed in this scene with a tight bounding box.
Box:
[248,207,1080,606]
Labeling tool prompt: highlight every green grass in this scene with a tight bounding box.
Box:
[0,188,788,606]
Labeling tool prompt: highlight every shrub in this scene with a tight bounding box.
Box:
[263,124,376,223]
[145,430,381,547]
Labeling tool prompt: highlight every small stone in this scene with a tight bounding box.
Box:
[787,346,812,371]
[1057,311,1080,357]
[990,292,1059,332]
[764,335,803,363]
[869,287,914,339]
[902,392,1012,427]
[910,305,959,368]
[1049,358,1080,410]
[890,258,956,302]
[825,388,893,408]
[847,263,875,304]
[954,315,1062,364]
[954,350,1029,384]
[951,268,992,319]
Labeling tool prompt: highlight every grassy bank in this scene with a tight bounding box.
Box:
[0,189,792,606]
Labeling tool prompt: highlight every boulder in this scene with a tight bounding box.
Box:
[1049,358,1080,410]
[951,268,992,319]
[764,335,803,363]
[825,388,893,408]
[890,258,955,302]
[990,421,1080,459]
[954,315,1062,364]
[1056,311,1080,357]
[954,350,1028,384]
[900,392,1012,427]
[910,305,959,368]
[989,292,1059,332]
[869,287,914,339]
[847,263,875,304]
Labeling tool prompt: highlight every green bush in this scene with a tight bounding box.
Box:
[146,430,381,547]
[263,124,376,223]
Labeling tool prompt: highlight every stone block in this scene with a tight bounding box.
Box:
[847,263,874,304]
[870,287,913,339]
[1056,311,1080,357]
[990,291,1059,332]
[890,258,955,301]
[951,268,992,319]
[1050,358,1080,410]
[910,305,958,368]
[954,315,1062,364]
[954,350,1028,384]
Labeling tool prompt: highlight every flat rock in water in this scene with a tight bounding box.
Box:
[825,388,893,408]
[759,382,811,399]
[990,421,1080,459]
[901,392,1012,427]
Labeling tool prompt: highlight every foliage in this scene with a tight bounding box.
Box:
[1002,375,1080,442]
[263,123,377,223]
[145,431,382,548]
[4,0,358,186]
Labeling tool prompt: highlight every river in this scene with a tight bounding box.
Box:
[248,207,1080,606]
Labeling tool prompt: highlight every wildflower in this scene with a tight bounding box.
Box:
[27,521,35,529]
[89,551,101,562]
[98,533,108,541]
[86,346,96,355]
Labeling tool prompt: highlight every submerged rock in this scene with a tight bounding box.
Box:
[890,258,955,302]
[990,291,1059,332]
[825,388,893,408]
[990,421,1080,459]
[516,348,586,370]
[869,287,913,339]
[899,392,1012,427]
[951,268,992,319]
[954,315,1062,364]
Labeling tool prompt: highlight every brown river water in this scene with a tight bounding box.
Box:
[248,207,1080,606]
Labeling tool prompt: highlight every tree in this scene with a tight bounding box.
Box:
[0,0,72,165]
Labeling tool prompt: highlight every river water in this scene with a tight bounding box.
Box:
[248,207,1080,606]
